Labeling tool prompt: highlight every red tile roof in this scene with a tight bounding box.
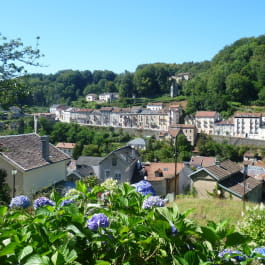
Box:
[56,142,76,149]
[144,162,184,181]
[234,112,262,118]
[195,111,217,118]
[168,128,181,137]
[190,156,216,168]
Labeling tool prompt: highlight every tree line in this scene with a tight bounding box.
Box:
[1,34,265,117]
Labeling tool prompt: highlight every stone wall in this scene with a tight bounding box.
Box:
[211,135,265,147]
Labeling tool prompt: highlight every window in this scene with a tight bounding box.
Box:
[114,172,121,181]
[105,169,110,178]
[112,157,117,166]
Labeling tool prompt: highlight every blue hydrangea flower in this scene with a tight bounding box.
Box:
[60,199,74,207]
[131,180,156,196]
[169,221,178,236]
[86,213,109,231]
[142,196,165,209]
[218,249,246,262]
[252,247,265,259]
[33,197,55,210]
[9,195,31,209]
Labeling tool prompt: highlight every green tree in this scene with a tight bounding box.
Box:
[0,34,42,108]
[0,169,11,205]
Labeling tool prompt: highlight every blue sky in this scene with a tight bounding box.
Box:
[1,0,265,75]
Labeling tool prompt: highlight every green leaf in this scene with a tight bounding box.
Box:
[0,242,17,257]
[225,232,248,246]
[0,206,8,219]
[75,180,87,193]
[184,251,199,265]
[95,260,111,265]
[48,231,67,243]
[66,224,85,238]
[51,251,65,265]
[200,227,217,246]
[18,245,33,262]
[24,254,51,265]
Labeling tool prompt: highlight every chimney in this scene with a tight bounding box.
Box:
[41,136,50,161]
[34,115,38,134]
[215,161,220,166]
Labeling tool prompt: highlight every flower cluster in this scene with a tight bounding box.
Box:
[132,180,156,196]
[252,247,265,259]
[9,195,31,209]
[142,196,165,209]
[169,221,178,236]
[218,249,246,262]
[101,178,118,192]
[33,197,55,210]
[86,213,109,231]
[60,199,74,207]
[65,188,84,198]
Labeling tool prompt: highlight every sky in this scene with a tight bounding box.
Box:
[1,0,265,75]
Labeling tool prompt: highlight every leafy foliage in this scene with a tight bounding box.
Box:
[239,205,265,246]
[0,169,11,205]
[0,179,263,264]
[0,33,42,108]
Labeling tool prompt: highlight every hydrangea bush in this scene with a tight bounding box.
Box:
[33,196,55,209]
[0,179,264,264]
[238,204,265,246]
[9,195,31,209]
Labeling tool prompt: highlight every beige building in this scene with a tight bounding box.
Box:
[168,124,197,146]
[0,134,70,197]
[56,142,76,157]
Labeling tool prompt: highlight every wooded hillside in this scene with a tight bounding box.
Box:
[15,35,265,116]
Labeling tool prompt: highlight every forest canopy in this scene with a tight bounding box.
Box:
[7,34,265,115]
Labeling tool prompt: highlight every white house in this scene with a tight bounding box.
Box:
[194,111,220,135]
[99,92,119,103]
[214,118,234,136]
[0,134,70,197]
[146,102,164,111]
[85,94,98,102]
[233,112,262,138]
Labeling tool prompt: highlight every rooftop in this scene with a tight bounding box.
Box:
[0,133,70,171]
[195,111,217,118]
[56,142,76,149]
[144,162,184,181]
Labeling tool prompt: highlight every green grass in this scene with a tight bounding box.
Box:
[172,197,255,226]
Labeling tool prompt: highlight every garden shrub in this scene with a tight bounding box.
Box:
[239,204,265,246]
[0,179,264,264]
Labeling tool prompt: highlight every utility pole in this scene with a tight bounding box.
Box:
[11,169,17,197]
[243,164,248,211]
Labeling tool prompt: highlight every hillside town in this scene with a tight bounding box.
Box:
[48,101,265,146]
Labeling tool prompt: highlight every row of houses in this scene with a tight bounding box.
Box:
[185,111,265,140]
[50,104,183,132]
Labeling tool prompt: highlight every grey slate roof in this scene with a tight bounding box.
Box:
[219,173,261,198]
[0,133,70,171]
[127,138,146,146]
[77,156,104,166]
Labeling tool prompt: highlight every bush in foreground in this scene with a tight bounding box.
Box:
[0,179,264,264]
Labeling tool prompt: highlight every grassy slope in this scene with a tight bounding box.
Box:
[172,197,255,226]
